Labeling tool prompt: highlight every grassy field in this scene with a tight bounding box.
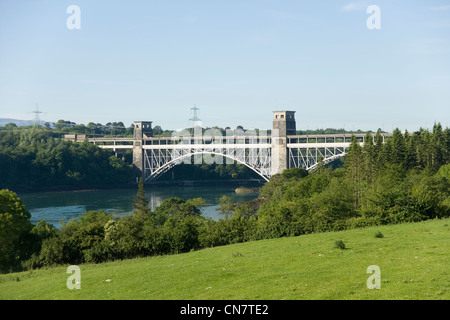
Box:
[0,218,448,300]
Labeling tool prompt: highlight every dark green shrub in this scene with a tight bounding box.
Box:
[334,240,346,250]
[374,231,384,238]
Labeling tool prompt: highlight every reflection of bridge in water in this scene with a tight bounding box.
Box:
[81,111,392,182]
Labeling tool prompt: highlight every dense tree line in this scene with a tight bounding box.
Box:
[54,120,131,136]
[0,127,133,190]
[296,128,380,135]
[0,124,449,273]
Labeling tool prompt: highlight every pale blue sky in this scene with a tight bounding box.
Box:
[0,0,449,131]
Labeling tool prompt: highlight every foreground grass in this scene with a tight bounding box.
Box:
[1,218,449,300]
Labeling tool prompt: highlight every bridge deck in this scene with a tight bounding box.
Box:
[87,132,394,149]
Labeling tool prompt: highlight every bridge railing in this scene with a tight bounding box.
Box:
[286,133,393,144]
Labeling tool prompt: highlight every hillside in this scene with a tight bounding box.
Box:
[0,218,448,300]
[0,118,55,127]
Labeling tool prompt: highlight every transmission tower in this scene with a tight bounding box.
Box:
[32,103,43,126]
[189,105,202,129]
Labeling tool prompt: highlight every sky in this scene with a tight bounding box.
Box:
[0,0,449,132]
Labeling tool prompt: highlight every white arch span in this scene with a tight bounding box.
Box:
[145,151,271,182]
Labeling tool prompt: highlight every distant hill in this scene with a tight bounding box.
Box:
[0,118,55,128]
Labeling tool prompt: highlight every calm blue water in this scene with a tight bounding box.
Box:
[19,185,259,228]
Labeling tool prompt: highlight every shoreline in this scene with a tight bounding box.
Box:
[12,179,265,195]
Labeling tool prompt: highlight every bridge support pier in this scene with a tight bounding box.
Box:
[132,121,153,180]
[133,141,143,179]
[271,111,296,176]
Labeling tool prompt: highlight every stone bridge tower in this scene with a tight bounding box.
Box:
[271,111,296,176]
[133,121,153,179]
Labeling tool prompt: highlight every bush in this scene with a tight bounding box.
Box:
[334,240,346,250]
[374,231,384,238]
[83,240,114,263]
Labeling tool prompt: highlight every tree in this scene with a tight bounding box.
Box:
[54,120,75,130]
[153,125,163,136]
[444,127,450,164]
[132,178,151,219]
[345,135,364,209]
[404,132,420,170]
[4,123,17,129]
[390,128,406,167]
[431,123,445,170]
[218,195,234,219]
[362,132,375,185]
[373,130,383,166]
[153,197,199,225]
[282,167,308,180]
[115,122,126,135]
[87,122,102,135]
[437,163,450,181]
[0,189,32,272]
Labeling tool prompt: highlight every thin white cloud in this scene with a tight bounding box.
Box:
[341,3,358,12]
[340,2,367,12]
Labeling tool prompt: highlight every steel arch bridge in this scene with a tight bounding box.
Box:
[88,133,391,182]
[140,139,357,182]
[83,111,392,182]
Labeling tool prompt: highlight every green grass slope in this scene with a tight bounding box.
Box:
[1,218,449,300]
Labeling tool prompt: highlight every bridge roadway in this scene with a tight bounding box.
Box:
[88,133,392,150]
